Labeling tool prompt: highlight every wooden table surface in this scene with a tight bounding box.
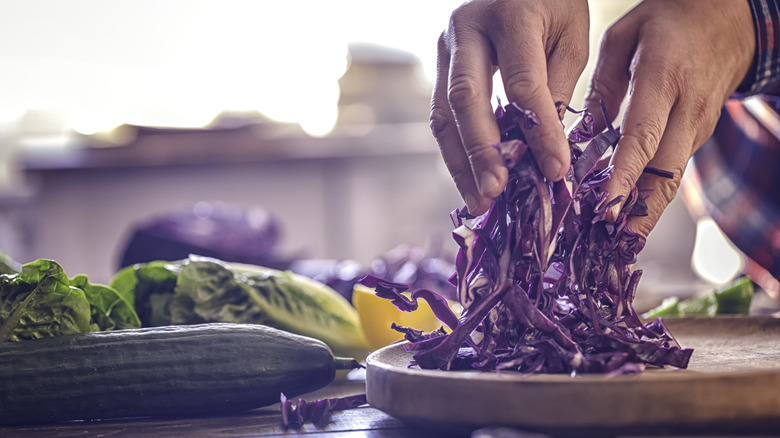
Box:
[3,366,779,438]
[0,370,437,438]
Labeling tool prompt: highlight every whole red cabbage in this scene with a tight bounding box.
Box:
[361,102,692,375]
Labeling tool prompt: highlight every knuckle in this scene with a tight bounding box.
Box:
[447,75,482,111]
[682,93,721,144]
[631,59,684,105]
[663,64,687,100]
[620,122,663,165]
[502,65,542,99]
[652,173,682,206]
[550,41,589,85]
[446,3,486,49]
[487,0,533,23]
[429,104,453,139]
[684,94,711,128]
[449,1,480,30]
[448,3,466,24]
[465,141,496,163]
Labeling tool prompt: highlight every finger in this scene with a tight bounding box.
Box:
[445,26,508,208]
[546,24,590,110]
[583,18,639,132]
[491,28,570,181]
[626,107,697,238]
[430,33,493,215]
[602,62,677,224]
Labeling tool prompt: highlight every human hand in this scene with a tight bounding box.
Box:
[431,0,589,215]
[584,0,756,237]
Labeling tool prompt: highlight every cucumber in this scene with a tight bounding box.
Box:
[0,323,358,426]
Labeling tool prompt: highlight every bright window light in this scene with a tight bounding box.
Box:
[0,1,462,136]
[691,218,745,285]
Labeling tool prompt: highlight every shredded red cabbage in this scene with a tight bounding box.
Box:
[280,393,368,428]
[360,102,692,375]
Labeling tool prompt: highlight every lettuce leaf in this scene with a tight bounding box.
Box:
[173,256,366,357]
[0,260,91,342]
[110,260,182,326]
[0,259,142,342]
[0,252,20,275]
[113,255,368,358]
[70,274,141,331]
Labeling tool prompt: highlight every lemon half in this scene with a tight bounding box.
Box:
[352,283,459,351]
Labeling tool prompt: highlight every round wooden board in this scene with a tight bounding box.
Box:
[366,316,780,435]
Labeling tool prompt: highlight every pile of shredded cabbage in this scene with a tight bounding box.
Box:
[361,102,692,375]
[281,102,694,429]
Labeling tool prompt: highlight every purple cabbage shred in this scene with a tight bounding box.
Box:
[360,101,693,375]
[280,393,368,428]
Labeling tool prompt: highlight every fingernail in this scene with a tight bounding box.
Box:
[479,171,501,197]
[607,203,621,222]
[464,194,479,212]
[541,156,563,181]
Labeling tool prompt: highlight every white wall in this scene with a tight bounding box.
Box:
[18,149,462,284]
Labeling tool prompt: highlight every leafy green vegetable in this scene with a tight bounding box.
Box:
[0,260,91,342]
[175,256,367,357]
[643,276,753,318]
[0,258,141,342]
[70,274,141,331]
[110,260,183,327]
[0,252,20,275]
[112,255,369,358]
[644,296,683,317]
[713,276,754,314]
[679,293,718,316]
[103,268,136,308]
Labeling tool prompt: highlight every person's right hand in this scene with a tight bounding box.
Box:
[430,0,590,215]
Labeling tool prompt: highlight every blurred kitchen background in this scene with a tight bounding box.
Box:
[0,1,763,310]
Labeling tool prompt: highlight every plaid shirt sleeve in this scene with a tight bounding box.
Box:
[737,0,780,96]
[684,97,780,293]
[682,0,780,293]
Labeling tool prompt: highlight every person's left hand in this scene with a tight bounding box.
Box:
[583,0,756,238]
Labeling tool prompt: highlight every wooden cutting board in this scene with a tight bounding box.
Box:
[366,316,780,436]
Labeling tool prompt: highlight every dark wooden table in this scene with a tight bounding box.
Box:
[3,368,778,438]
[0,370,438,438]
